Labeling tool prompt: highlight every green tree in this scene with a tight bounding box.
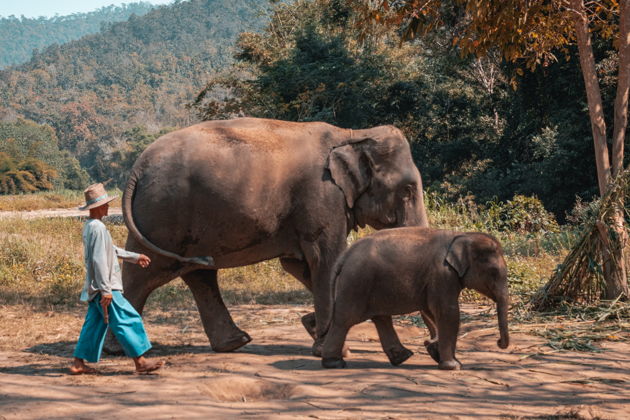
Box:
[0,152,57,194]
[0,118,89,189]
[363,0,630,298]
[99,126,174,188]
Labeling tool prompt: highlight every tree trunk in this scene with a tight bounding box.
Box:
[608,0,630,299]
[572,0,611,193]
[612,0,630,178]
[572,0,627,299]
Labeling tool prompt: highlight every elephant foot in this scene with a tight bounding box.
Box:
[454,357,463,370]
[312,340,323,357]
[301,313,317,340]
[211,331,252,353]
[322,357,347,369]
[438,359,461,370]
[425,341,440,363]
[386,346,413,366]
[314,342,349,358]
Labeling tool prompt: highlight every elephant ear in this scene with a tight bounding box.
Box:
[327,140,373,208]
[445,235,470,278]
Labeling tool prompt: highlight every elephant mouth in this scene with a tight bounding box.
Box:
[371,217,398,230]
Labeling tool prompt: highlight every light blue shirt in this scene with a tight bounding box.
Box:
[80,219,140,302]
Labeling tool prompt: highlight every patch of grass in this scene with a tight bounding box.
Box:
[511,299,630,352]
[0,217,310,309]
[0,193,612,343]
[0,217,85,306]
[0,189,121,212]
[0,194,573,309]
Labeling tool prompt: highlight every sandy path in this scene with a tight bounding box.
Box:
[0,304,628,419]
[0,207,122,220]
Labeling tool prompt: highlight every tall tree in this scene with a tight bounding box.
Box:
[362,0,629,298]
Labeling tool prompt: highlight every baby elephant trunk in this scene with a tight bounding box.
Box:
[496,293,510,349]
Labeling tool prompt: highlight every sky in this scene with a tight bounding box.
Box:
[0,0,175,18]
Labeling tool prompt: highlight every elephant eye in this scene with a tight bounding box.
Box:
[403,184,416,200]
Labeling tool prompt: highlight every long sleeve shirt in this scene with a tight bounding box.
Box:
[80,219,140,302]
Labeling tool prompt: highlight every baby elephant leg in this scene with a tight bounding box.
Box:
[300,312,317,339]
[421,311,440,363]
[321,320,350,369]
[436,305,462,370]
[372,316,413,366]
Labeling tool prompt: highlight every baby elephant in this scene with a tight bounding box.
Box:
[321,227,510,370]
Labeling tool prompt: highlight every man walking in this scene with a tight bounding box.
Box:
[70,183,163,374]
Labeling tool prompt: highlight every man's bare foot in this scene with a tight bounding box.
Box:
[69,358,97,375]
[133,356,164,374]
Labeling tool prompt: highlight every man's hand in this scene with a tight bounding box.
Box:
[137,254,151,268]
[100,293,113,324]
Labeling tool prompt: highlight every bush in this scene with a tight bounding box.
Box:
[0,119,87,190]
[487,195,559,233]
[0,153,59,194]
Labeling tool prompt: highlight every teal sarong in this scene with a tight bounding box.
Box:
[73,291,152,363]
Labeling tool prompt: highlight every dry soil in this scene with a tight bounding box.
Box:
[0,304,628,419]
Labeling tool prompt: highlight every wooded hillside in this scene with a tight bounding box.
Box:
[0,0,267,185]
[0,3,156,69]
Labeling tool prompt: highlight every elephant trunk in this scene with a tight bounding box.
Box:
[398,184,429,228]
[416,184,429,228]
[496,292,510,349]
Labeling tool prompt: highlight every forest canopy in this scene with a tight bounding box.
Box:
[193,0,628,218]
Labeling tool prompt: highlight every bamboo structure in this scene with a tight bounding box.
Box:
[531,169,629,310]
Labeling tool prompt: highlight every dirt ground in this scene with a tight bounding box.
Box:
[0,303,628,419]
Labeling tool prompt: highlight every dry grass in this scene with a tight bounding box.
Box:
[0,189,121,212]
[0,190,577,310]
[0,217,310,309]
[0,214,568,310]
[0,197,627,355]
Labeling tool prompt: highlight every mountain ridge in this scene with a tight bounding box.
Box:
[0,0,268,183]
[0,3,158,69]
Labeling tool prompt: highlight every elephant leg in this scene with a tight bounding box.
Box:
[280,257,313,290]
[104,254,181,354]
[300,234,347,357]
[421,309,440,363]
[321,320,351,369]
[372,315,413,366]
[121,259,178,313]
[421,310,438,343]
[182,269,251,352]
[436,303,462,370]
[280,257,349,356]
[280,257,317,339]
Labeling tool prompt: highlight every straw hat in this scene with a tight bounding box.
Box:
[79,183,118,211]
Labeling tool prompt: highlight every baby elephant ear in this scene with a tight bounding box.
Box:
[326,140,373,209]
[445,235,470,278]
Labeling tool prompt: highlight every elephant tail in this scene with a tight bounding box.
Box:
[123,169,214,266]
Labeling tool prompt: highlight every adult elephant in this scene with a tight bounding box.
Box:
[120,117,429,353]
